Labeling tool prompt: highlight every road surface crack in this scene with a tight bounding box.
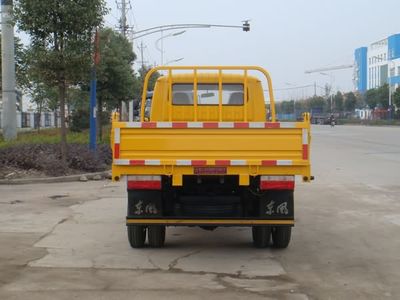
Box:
[168,249,202,270]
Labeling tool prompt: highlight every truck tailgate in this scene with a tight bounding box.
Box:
[112,119,311,185]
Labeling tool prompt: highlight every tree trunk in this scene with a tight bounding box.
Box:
[59,80,67,162]
[97,96,103,142]
[37,102,42,133]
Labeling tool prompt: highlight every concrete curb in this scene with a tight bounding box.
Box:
[0,171,112,185]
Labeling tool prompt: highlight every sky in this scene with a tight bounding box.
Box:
[104,0,399,100]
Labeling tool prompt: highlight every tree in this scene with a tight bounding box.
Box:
[96,28,136,140]
[14,0,107,160]
[333,91,344,112]
[393,87,400,110]
[29,82,58,131]
[0,36,29,90]
[365,88,378,109]
[344,92,357,112]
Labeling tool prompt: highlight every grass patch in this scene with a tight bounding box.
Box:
[0,127,110,149]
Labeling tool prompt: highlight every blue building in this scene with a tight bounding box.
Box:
[354,33,400,93]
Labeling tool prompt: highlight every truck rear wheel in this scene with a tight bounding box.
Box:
[148,225,166,247]
[127,225,146,248]
[252,226,271,248]
[272,226,291,248]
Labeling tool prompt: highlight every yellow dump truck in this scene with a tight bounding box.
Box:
[111,66,312,249]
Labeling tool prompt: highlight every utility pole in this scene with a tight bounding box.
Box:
[116,0,132,120]
[1,0,17,140]
[137,41,148,69]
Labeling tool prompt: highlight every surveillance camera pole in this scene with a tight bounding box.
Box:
[1,0,17,141]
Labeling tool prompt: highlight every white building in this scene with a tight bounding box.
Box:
[354,33,400,93]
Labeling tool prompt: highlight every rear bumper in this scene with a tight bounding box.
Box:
[126,218,294,226]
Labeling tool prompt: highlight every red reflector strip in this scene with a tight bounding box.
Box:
[261,160,277,166]
[114,144,120,159]
[215,160,230,166]
[302,144,308,160]
[127,176,161,190]
[203,122,219,129]
[265,122,280,128]
[129,160,145,166]
[260,181,295,190]
[234,122,249,129]
[128,181,161,190]
[172,122,188,128]
[142,122,157,128]
[192,160,207,166]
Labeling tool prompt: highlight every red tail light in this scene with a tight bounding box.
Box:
[260,175,295,190]
[127,175,161,190]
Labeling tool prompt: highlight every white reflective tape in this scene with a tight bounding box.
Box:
[114,128,120,144]
[249,122,265,128]
[128,175,161,181]
[176,160,192,166]
[230,160,247,166]
[145,160,161,165]
[302,129,308,144]
[261,175,294,182]
[280,122,296,128]
[125,122,142,128]
[277,160,293,166]
[218,122,234,128]
[187,122,204,128]
[157,122,172,128]
[114,159,130,165]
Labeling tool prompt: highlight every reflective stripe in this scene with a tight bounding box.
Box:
[127,175,161,181]
[125,122,142,128]
[127,175,161,190]
[156,122,172,128]
[114,159,130,165]
[260,175,295,190]
[118,122,293,129]
[249,122,265,128]
[230,160,246,166]
[144,160,161,166]
[261,175,294,181]
[302,129,308,144]
[176,160,192,166]
[187,122,203,128]
[277,160,293,166]
[218,122,234,128]
[280,122,296,128]
[114,128,121,143]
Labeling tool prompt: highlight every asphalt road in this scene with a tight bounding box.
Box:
[0,125,399,299]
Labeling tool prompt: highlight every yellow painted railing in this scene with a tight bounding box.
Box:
[140,66,277,122]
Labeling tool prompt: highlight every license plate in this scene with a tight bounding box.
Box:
[194,167,227,175]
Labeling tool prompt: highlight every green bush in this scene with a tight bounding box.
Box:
[70,109,90,132]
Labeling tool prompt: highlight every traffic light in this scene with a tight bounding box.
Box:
[242,21,250,32]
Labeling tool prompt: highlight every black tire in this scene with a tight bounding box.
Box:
[272,226,292,248]
[252,226,271,248]
[148,225,166,247]
[127,225,146,248]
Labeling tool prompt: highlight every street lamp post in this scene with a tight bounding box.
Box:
[320,72,334,112]
[121,21,250,121]
[165,57,184,65]
[155,30,185,66]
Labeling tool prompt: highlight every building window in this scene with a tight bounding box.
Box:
[45,113,51,127]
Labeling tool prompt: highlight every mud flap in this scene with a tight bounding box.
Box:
[259,190,294,220]
[127,190,163,218]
